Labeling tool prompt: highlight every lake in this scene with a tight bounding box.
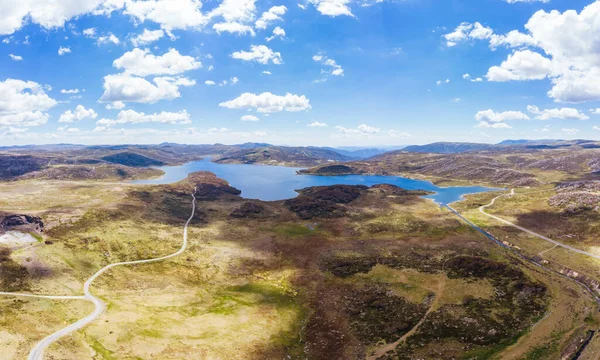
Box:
[131,159,499,204]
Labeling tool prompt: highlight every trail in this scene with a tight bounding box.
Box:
[18,188,196,360]
[479,189,600,261]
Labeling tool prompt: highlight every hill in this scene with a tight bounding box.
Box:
[214,146,352,167]
[101,152,166,167]
[403,142,494,154]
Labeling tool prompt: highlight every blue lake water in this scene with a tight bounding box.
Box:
[131,159,499,204]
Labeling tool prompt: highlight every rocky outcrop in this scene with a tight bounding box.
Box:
[0,214,44,234]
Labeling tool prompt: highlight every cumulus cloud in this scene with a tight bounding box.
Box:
[131,29,164,46]
[590,108,600,115]
[486,50,552,82]
[475,109,529,128]
[308,0,353,17]
[97,33,120,45]
[232,45,282,65]
[219,92,311,113]
[307,121,327,127]
[0,79,57,128]
[527,105,589,120]
[113,48,201,76]
[94,109,192,130]
[255,5,287,29]
[58,46,71,56]
[60,88,80,94]
[9,54,22,61]
[99,73,196,104]
[266,26,285,42]
[124,0,208,31]
[59,105,98,123]
[443,22,493,46]
[593,125,600,132]
[105,101,125,110]
[213,22,255,36]
[453,3,600,103]
[241,115,259,121]
[205,80,216,85]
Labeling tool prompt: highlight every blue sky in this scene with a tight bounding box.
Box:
[1,0,599,147]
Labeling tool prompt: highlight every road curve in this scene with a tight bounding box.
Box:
[27,189,196,360]
[480,189,600,261]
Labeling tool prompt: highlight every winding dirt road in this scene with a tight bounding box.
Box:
[0,189,196,360]
[480,189,600,261]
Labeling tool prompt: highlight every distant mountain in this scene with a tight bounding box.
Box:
[497,139,557,145]
[403,142,494,154]
[308,147,391,159]
[215,146,352,167]
[101,152,166,167]
[237,142,273,149]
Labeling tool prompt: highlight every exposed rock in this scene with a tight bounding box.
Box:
[0,214,44,234]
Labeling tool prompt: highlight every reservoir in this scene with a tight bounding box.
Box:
[132,158,499,204]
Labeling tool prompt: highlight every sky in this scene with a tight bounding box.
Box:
[1,0,600,147]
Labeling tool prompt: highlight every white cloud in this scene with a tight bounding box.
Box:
[336,124,380,134]
[469,22,493,40]
[527,105,589,120]
[95,109,192,129]
[205,80,216,85]
[0,1,120,35]
[83,27,96,37]
[593,125,600,132]
[452,98,461,103]
[241,115,259,121]
[220,92,311,113]
[474,109,529,128]
[8,54,22,61]
[113,48,201,76]
[307,121,327,127]
[590,108,600,115]
[124,0,208,31]
[58,46,71,56]
[486,50,552,82]
[462,74,483,82]
[213,22,256,36]
[261,71,272,75]
[59,105,98,123]
[489,30,537,49]
[308,0,353,17]
[255,5,287,29]
[131,29,164,46]
[97,33,120,45]
[436,79,450,85]
[105,101,125,110]
[481,3,600,103]
[561,128,579,134]
[100,73,196,104]
[208,0,256,24]
[313,54,344,77]
[0,79,57,128]
[231,45,282,65]
[266,26,285,42]
[60,88,80,94]
[231,76,239,84]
